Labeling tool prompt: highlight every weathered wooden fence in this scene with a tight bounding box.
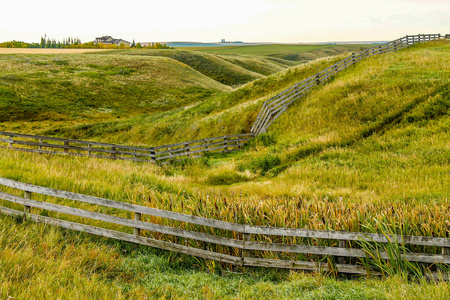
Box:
[250,33,445,135]
[0,131,253,163]
[1,34,447,164]
[1,177,448,277]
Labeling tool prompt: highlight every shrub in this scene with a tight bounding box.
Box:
[238,154,281,175]
[205,171,249,185]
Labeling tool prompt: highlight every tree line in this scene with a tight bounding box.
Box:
[0,36,172,49]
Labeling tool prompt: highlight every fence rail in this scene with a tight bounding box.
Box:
[250,33,445,135]
[1,34,447,164]
[1,177,448,277]
[0,131,253,163]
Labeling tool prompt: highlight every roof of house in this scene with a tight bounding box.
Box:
[95,36,130,45]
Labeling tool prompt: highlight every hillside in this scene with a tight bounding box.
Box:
[194,44,370,62]
[1,39,447,222]
[0,53,230,123]
[0,39,449,298]
[102,49,266,87]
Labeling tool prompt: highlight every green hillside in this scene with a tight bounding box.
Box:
[194,44,371,62]
[0,39,449,298]
[102,49,266,87]
[0,53,230,123]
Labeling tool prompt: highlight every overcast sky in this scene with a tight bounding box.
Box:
[1,0,449,43]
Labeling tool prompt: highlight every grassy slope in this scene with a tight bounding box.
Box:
[36,54,346,145]
[1,213,450,299]
[103,49,266,87]
[0,40,449,298]
[195,44,370,62]
[0,53,230,123]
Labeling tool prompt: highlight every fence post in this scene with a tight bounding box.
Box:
[111,146,116,159]
[38,138,43,154]
[64,141,69,153]
[242,232,251,271]
[88,144,92,156]
[442,247,450,256]
[8,134,13,149]
[338,240,347,264]
[150,148,156,162]
[186,143,190,158]
[23,191,32,219]
[134,212,141,236]
[224,136,228,152]
[316,73,320,85]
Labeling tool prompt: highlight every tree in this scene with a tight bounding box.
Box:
[131,39,136,48]
[136,42,142,49]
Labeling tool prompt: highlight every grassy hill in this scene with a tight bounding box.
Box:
[0,53,230,123]
[0,39,449,298]
[102,49,266,87]
[194,44,370,62]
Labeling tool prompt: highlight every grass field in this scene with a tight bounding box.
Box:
[193,44,371,62]
[0,39,449,298]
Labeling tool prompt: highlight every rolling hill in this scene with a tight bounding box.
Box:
[0,38,449,299]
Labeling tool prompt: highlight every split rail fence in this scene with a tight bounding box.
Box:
[1,34,448,163]
[0,131,253,163]
[250,33,445,135]
[0,177,448,277]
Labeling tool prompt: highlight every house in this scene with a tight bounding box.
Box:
[94,36,130,47]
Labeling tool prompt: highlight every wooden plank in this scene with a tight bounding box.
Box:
[244,241,450,264]
[0,178,245,232]
[0,206,243,266]
[260,106,287,133]
[245,240,364,257]
[1,145,155,163]
[0,130,148,150]
[0,137,156,157]
[251,104,267,133]
[155,138,251,156]
[155,143,244,161]
[0,191,245,248]
[252,106,272,135]
[244,225,450,247]
[243,257,380,275]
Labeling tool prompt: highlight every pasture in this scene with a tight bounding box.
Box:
[0,39,449,299]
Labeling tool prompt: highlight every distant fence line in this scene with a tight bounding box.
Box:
[250,33,446,135]
[0,131,253,163]
[0,34,448,164]
[0,177,449,278]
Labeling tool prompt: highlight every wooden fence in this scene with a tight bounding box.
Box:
[250,33,445,135]
[0,177,448,277]
[0,131,253,163]
[1,34,447,164]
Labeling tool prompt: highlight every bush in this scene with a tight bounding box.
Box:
[205,171,249,185]
[238,154,281,175]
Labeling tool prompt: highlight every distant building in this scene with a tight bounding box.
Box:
[220,39,243,44]
[94,36,130,47]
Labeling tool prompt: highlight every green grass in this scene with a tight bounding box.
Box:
[0,53,229,123]
[1,214,450,299]
[194,44,371,62]
[102,49,266,87]
[0,39,449,298]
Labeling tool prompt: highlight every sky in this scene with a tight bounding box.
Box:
[1,0,449,43]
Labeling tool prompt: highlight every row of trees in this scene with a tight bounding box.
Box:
[0,37,172,49]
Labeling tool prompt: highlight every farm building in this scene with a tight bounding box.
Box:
[94,36,130,47]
